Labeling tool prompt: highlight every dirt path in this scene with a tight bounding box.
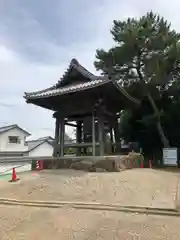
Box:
[1,205,180,239]
[0,169,180,239]
[0,169,178,209]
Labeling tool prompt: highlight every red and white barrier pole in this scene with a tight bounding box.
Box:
[36,160,43,171]
[36,160,40,171]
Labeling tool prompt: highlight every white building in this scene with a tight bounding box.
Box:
[0,124,31,175]
[0,124,72,175]
[0,124,72,157]
[26,134,72,156]
[26,136,54,157]
[0,124,30,156]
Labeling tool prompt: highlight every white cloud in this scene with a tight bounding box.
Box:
[0,44,95,139]
[0,0,180,139]
[0,46,16,62]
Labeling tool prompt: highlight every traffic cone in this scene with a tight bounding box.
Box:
[9,168,19,182]
[149,160,152,168]
[36,160,40,171]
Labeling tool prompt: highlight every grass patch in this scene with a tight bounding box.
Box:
[0,173,11,180]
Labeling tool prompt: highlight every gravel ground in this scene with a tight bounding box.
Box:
[1,205,180,239]
[0,169,178,209]
[0,169,180,239]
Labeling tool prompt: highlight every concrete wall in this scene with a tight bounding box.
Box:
[0,128,28,152]
[0,162,31,175]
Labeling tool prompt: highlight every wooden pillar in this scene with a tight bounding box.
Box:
[92,110,96,156]
[76,121,82,156]
[59,118,65,157]
[53,117,60,157]
[113,117,121,153]
[110,126,114,153]
[98,109,105,156]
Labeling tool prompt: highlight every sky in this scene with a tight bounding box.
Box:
[0,0,179,140]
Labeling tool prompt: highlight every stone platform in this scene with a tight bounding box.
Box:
[43,153,143,172]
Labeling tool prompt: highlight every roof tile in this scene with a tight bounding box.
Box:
[25,78,110,99]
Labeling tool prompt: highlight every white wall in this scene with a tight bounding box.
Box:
[28,141,53,157]
[0,142,53,176]
[0,128,29,152]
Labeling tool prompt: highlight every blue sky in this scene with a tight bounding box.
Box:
[0,0,179,139]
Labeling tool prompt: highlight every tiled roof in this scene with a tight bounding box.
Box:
[26,134,72,152]
[24,78,140,105]
[0,124,16,133]
[0,124,30,136]
[24,78,111,100]
[37,136,54,141]
[24,58,140,105]
[27,139,44,151]
[24,58,109,100]
[56,58,99,87]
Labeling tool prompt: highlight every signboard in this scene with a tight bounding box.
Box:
[163,148,177,166]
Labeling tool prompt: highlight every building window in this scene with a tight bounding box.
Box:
[8,136,20,144]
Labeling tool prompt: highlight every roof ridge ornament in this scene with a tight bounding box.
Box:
[70,58,79,66]
[55,58,99,88]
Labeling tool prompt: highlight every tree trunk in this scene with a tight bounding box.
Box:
[136,66,170,147]
[147,93,170,147]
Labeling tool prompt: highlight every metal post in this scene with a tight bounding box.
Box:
[92,110,96,156]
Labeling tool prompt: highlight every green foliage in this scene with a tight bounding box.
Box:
[119,99,162,154]
[64,147,76,155]
[94,11,180,150]
[95,11,180,89]
[119,89,180,154]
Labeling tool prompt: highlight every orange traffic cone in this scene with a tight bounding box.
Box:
[9,168,19,182]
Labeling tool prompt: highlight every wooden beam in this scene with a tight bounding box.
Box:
[102,108,114,116]
[58,142,100,148]
[65,122,77,127]
[76,121,83,156]
[67,114,92,121]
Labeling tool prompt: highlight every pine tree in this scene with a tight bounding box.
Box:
[94,11,180,147]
